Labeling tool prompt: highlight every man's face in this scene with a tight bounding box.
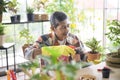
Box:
[54,20,69,40]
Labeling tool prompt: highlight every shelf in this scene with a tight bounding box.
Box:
[2,20,49,25]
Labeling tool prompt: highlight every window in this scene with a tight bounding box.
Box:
[2,0,120,55]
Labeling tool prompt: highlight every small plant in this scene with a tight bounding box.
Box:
[19,28,33,45]
[0,0,10,22]
[106,20,120,55]
[0,23,5,35]
[0,0,10,14]
[32,0,48,11]
[85,37,103,54]
[26,7,34,14]
[7,0,20,15]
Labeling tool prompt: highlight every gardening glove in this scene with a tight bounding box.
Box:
[41,45,76,57]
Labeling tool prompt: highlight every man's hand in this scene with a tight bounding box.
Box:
[32,48,41,58]
[33,42,39,48]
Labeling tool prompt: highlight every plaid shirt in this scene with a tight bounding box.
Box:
[25,32,85,59]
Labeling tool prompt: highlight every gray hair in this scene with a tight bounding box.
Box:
[50,11,68,28]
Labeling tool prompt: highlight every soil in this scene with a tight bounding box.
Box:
[89,51,98,54]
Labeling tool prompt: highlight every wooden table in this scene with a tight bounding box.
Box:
[76,62,120,80]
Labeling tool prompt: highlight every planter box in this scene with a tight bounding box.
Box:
[40,14,48,20]
[34,14,48,21]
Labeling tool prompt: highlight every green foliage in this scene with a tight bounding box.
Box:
[26,7,34,14]
[106,20,120,46]
[45,0,80,34]
[0,23,5,35]
[106,20,120,55]
[19,55,82,80]
[85,37,103,53]
[8,0,20,14]
[45,0,76,23]
[19,28,33,44]
[0,0,10,14]
[33,0,48,11]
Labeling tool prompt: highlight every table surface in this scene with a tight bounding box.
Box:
[76,62,120,80]
[0,43,15,49]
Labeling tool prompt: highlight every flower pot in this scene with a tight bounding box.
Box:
[16,15,21,22]
[102,68,110,78]
[27,13,34,21]
[10,15,21,23]
[87,52,100,61]
[39,14,48,20]
[34,14,40,21]
[10,16,16,23]
[106,52,120,63]
[106,52,120,67]
[0,35,5,46]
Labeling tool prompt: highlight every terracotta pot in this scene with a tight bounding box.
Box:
[34,14,40,21]
[0,35,5,46]
[87,52,101,61]
[40,14,48,20]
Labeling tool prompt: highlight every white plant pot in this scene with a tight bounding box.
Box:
[106,52,120,67]
[0,35,5,46]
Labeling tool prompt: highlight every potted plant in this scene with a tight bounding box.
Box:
[32,0,48,21]
[105,20,120,67]
[85,37,103,61]
[7,0,20,23]
[0,0,10,22]
[0,23,5,46]
[26,7,34,21]
[19,28,34,55]
[19,55,81,80]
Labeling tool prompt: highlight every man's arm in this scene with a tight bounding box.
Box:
[24,42,41,60]
[72,36,86,61]
[24,34,50,60]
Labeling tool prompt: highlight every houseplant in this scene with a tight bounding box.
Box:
[32,0,48,12]
[85,37,103,61]
[19,55,81,80]
[19,28,34,55]
[0,0,10,22]
[32,0,49,21]
[7,0,20,23]
[105,20,120,67]
[0,23,5,46]
[26,7,34,21]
